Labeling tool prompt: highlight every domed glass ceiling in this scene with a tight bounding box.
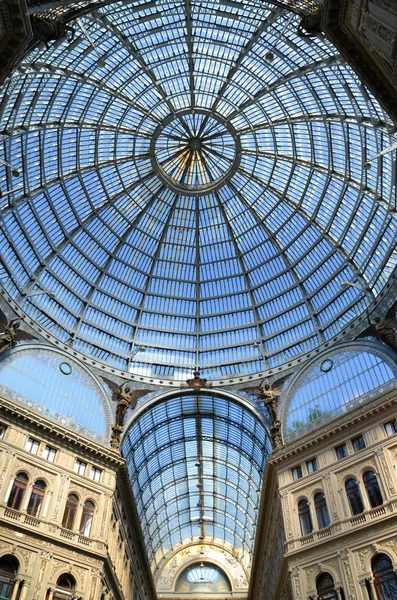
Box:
[0,0,397,381]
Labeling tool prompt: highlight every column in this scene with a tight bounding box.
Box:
[19,581,29,600]
[41,491,53,520]
[368,576,377,600]
[48,588,55,600]
[359,579,371,600]
[10,579,21,600]
[335,587,343,600]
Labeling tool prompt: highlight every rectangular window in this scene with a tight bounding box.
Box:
[335,443,348,460]
[292,465,303,480]
[352,435,366,452]
[43,446,56,462]
[384,421,397,436]
[306,458,318,473]
[74,459,87,476]
[90,467,102,482]
[26,438,40,454]
[0,425,7,439]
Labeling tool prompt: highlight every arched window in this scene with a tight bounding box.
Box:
[0,555,18,599]
[345,479,364,515]
[317,573,338,600]
[79,501,94,537]
[62,494,78,530]
[27,480,46,518]
[53,574,76,600]
[7,473,28,511]
[372,554,397,600]
[298,499,313,536]
[314,493,330,529]
[363,471,383,508]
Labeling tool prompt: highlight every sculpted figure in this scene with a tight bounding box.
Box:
[29,16,75,49]
[111,386,149,449]
[0,319,21,355]
[246,382,283,450]
[373,316,397,351]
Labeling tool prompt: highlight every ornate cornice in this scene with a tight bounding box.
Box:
[0,392,122,466]
[322,0,397,125]
[0,0,32,84]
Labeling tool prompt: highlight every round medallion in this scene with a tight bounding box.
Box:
[151,110,241,195]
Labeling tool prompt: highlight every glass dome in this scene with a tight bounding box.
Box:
[0,0,396,381]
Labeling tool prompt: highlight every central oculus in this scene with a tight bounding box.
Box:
[150,109,241,196]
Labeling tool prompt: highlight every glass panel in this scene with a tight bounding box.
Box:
[286,351,396,441]
[0,350,107,442]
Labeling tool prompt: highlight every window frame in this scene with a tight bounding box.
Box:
[384,420,397,436]
[306,458,318,473]
[26,437,40,455]
[351,435,366,452]
[345,478,364,516]
[314,492,330,529]
[90,466,102,483]
[74,459,87,476]
[62,494,79,531]
[292,465,303,480]
[363,470,383,508]
[7,473,28,512]
[298,498,313,536]
[43,445,56,462]
[335,443,348,460]
[27,480,46,518]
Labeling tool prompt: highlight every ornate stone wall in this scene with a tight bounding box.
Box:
[0,393,156,600]
[155,544,249,595]
[250,388,397,600]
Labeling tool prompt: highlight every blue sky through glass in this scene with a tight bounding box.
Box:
[0,0,396,382]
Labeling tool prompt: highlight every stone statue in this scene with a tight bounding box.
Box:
[110,386,150,450]
[29,16,75,50]
[0,318,21,355]
[297,12,322,37]
[245,382,283,450]
[373,316,397,351]
[110,425,123,450]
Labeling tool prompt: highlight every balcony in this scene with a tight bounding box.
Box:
[0,504,106,553]
[290,500,395,552]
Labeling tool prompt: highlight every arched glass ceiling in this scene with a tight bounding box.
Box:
[283,348,396,442]
[121,392,271,571]
[0,0,397,381]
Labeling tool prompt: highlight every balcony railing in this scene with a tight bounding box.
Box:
[0,504,103,551]
[294,500,394,549]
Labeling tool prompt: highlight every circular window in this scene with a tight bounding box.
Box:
[59,362,73,375]
[151,110,241,195]
[320,359,334,373]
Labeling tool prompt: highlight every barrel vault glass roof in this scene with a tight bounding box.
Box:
[122,392,271,571]
[0,0,397,381]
